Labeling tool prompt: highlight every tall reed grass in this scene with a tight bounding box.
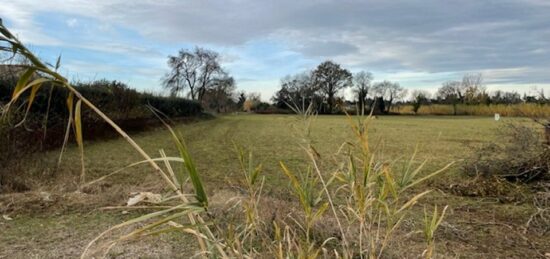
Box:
[395,103,550,117]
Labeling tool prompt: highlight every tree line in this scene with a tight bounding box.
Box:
[270,61,409,114]
[162,47,548,115]
[411,73,548,114]
[272,61,548,115]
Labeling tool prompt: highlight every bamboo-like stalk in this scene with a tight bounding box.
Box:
[305,147,350,255]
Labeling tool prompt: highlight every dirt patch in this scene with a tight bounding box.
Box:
[0,190,118,215]
[0,176,167,216]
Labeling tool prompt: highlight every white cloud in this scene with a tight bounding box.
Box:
[0,1,62,45]
[66,18,78,28]
[2,0,550,97]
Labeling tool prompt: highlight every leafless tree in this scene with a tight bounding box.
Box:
[373,80,406,113]
[276,72,318,111]
[204,74,236,113]
[533,86,549,103]
[163,47,224,101]
[353,71,373,111]
[410,89,431,114]
[437,80,464,115]
[462,73,486,104]
[243,92,261,112]
[196,48,223,101]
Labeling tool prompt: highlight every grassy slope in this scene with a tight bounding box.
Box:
[1,114,548,258]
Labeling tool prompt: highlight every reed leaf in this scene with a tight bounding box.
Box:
[147,106,208,207]
[12,68,35,99]
[75,99,85,183]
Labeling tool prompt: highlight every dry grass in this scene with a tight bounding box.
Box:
[396,103,550,117]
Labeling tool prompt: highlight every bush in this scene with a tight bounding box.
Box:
[254,106,294,114]
[0,78,203,163]
[254,101,271,111]
[463,123,550,182]
[141,94,202,118]
[73,80,203,120]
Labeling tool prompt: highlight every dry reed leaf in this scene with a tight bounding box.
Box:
[127,192,162,206]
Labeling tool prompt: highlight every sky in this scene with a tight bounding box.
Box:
[1,0,549,101]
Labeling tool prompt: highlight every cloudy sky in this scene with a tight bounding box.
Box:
[1,0,549,100]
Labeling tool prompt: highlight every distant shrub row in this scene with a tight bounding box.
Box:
[393,103,550,117]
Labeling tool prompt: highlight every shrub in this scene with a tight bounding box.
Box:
[141,94,202,118]
[463,123,549,182]
[73,80,203,120]
[0,78,203,151]
[254,101,271,111]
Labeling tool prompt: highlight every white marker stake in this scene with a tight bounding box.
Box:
[494,113,500,121]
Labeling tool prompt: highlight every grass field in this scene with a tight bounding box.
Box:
[1,114,548,258]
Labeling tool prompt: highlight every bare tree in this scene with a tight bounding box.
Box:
[312,61,352,113]
[163,50,198,98]
[410,90,430,114]
[373,80,406,113]
[196,48,223,101]
[353,71,373,112]
[437,80,464,115]
[274,72,319,111]
[462,73,485,104]
[163,47,224,101]
[204,74,236,113]
[491,90,522,104]
[243,92,261,112]
[533,86,549,103]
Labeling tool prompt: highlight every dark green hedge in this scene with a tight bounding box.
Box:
[0,78,203,159]
[1,79,202,123]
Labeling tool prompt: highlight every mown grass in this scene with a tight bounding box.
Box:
[2,114,548,258]
[44,114,507,194]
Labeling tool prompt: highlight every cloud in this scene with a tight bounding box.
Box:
[1,0,549,96]
[0,2,62,45]
[295,41,359,57]
[66,18,78,28]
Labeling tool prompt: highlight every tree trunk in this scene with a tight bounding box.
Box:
[386,99,393,114]
[328,92,334,114]
[190,87,196,100]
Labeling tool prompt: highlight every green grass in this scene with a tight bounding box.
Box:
[53,114,507,191]
[2,114,548,258]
